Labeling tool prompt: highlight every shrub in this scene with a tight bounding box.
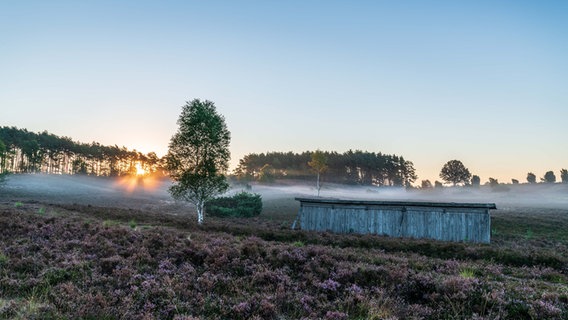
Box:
[0,172,7,186]
[206,192,262,218]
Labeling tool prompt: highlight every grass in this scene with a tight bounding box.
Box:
[102,219,119,227]
[0,252,8,265]
[459,267,476,279]
[490,207,568,242]
[292,240,305,247]
[0,297,55,320]
[525,228,533,239]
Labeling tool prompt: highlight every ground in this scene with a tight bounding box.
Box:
[0,174,567,319]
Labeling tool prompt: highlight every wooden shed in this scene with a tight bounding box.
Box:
[295,198,496,243]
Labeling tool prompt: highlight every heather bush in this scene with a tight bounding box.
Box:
[0,204,567,319]
[205,191,262,218]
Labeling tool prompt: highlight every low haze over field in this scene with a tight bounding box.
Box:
[1,1,567,182]
[4,175,568,213]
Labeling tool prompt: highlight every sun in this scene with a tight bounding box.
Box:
[135,163,146,176]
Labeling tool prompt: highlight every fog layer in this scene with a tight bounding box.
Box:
[2,175,567,212]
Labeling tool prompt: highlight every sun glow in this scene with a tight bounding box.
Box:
[115,163,161,194]
[135,163,146,176]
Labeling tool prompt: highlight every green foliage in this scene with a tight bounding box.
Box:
[308,150,328,196]
[421,180,433,189]
[561,169,568,183]
[471,175,480,187]
[234,150,417,187]
[14,202,23,208]
[0,171,7,186]
[293,240,305,247]
[308,150,328,174]
[0,126,162,176]
[459,268,476,279]
[166,99,231,224]
[525,228,534,240]
[0,252,8,266]
[527,172,536,184]
[440,160,471,186]
[542,171,556,183]
[103,220,119,227]
[258,164,275,183]
[205,192,262,218]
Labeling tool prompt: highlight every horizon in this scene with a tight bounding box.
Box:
[2,1,567,184]
[1,124,565,186]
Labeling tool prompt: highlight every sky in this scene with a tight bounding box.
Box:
[1,1,567,184]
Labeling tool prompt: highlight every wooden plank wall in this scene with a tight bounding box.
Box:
[299,203,491,243]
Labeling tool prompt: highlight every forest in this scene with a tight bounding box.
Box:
[0,127,418,187]
[234,151,417,187]
[0,126,162,176]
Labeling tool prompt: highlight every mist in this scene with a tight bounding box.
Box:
[243,181,568,211]
[2,174,567,213]
[1,174,174,211]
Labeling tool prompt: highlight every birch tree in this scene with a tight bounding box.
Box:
[308,150,328,196]
[166,99,230,224]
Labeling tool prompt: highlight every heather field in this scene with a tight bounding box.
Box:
[0,175,567,319]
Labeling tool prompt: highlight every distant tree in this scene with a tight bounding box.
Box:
[560,169,568,184]
[166,99,231,225]
[434,180,443,188]
[511,179,519,185]
[308,150,328,196]
[489,177,510,192]
[421,180,433,189]
[0,139,5,170]
[527,172,536,184]
[233,149,416,187]
[0,126,160,176]
[471,175,480,187]
[258,164,275,183]
[0,139,7,186]
[542,171,556,183]
[399,158,418,187]
[439,160,471,186]
[488,178,499,187]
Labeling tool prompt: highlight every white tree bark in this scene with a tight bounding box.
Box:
[317,172,321,197]
[196,200,204,225]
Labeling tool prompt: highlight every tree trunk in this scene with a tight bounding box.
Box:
[196,201,204,225]
[317,172,321,197]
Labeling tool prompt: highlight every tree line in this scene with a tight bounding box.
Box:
[424,159,568,188]
[0,126,163,176]
[233,150,417,187]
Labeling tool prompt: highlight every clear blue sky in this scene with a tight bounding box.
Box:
[1,1,567,184]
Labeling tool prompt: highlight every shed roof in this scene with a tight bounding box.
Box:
[295,197,497,209]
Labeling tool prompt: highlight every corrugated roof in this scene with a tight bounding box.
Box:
[295,197,497,209]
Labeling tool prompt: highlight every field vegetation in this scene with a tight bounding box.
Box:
[0,178,567,319]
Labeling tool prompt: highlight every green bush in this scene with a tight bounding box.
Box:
[0,171,8,186]
[206,192,262,218]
